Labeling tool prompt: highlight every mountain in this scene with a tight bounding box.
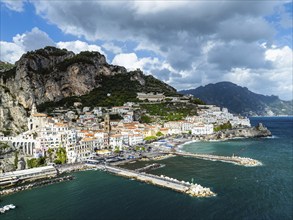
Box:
[0,46,178,135]
[180,82,293,116]
[0,61,14,72]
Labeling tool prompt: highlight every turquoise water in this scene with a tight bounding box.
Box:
[1,117,292,220]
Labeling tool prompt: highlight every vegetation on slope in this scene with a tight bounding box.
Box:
[140,102,198,121]
[214,122,232,132]
[0,61,15,72]
[37,72,179,113]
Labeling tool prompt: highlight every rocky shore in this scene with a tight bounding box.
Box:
[0,175,74,196]
[143,154,176,161]
[195,123,271,141]
[56,163,88,174]
[157,174,216,197]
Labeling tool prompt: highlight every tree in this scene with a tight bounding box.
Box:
[14,151,19,170]
[140,115,152,123]
[114,146,120,153]
[214,122,232,132]
[156,131,164,137]
[56,147,67,164]
[144,136,157,141]
[54,159,62,164]
[27,156,46,168]
[47,148,54,163]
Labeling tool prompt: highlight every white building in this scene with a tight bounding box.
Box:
[191,124,214,135]
[128,134,144,146]
[109,134,123,149]
[137,92,165,102]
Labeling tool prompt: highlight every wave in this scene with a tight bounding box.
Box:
[263,135,279,139]
[177,140,199,149]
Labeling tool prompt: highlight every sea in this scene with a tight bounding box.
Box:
[1,117,292,220]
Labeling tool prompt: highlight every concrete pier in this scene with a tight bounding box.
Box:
[174,152,262,167]
[96,164,215,198]
[135,163,164,172]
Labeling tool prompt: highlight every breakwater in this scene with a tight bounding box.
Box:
[99,165,215,198]
[57,163,88,174]
[0,175,74,196]
[174,152,262,167]
[135,163,165,172]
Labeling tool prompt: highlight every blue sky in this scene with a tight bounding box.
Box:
[0,0,292,100]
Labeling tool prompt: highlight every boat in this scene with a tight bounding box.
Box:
[3,205,10,211]
[0,204,16,214]
[8,204,16,209]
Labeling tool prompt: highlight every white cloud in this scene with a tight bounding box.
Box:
[112,53,159,71]
[1,0,26,12]
[222,45,293,100]
[0,28,107,63]
[13,27,55,51]
[102,42,123,54]
[131,1,187,15]
[265,46,293,68]
[1,1,292,100]
[56,40,104,54]
[0,41,25,64]
[0,27,55,63]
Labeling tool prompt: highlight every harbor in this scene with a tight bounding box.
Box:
[134,163,165,172]
[97,164,216,198]
[173,152,263,167]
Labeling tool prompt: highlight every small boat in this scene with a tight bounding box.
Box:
[8,204,16,209]
[0,204,16,214]
[3,206,10,211]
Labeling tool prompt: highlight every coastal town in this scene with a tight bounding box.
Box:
[0,92,269,202]
[0,92,251,166]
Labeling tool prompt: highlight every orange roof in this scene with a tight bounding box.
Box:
[160,128,168,130]
[82,137,96,142]
[124,126,136,129]
[32,113,47,117]
[110,134,122,138]
[55,122,67,127]
[129,134,142,137]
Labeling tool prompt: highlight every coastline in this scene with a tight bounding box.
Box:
[174,123,271,149]
[0,175,74,196]
[0,124,271,197]
[0,163,89,196]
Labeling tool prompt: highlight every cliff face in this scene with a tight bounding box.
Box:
[197,123,272,141]
[0,47,177,135]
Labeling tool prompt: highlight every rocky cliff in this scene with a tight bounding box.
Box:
[0,47,177,135]
[196,123,272,141]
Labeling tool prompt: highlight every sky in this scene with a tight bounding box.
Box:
[0,0,292,100]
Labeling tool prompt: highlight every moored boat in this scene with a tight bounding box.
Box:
[0,204,16,214]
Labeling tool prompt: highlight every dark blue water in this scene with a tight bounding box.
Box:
[1,117,292,220]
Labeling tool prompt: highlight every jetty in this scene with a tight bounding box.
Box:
[173,152,262,167]
[96,164,215,198]
[135,163,165,172]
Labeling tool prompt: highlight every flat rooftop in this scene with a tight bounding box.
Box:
[0,166,56,179]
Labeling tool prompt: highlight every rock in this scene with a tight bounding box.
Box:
[0,47,177,135]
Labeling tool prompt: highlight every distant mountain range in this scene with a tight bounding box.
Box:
[180,82,293,116]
